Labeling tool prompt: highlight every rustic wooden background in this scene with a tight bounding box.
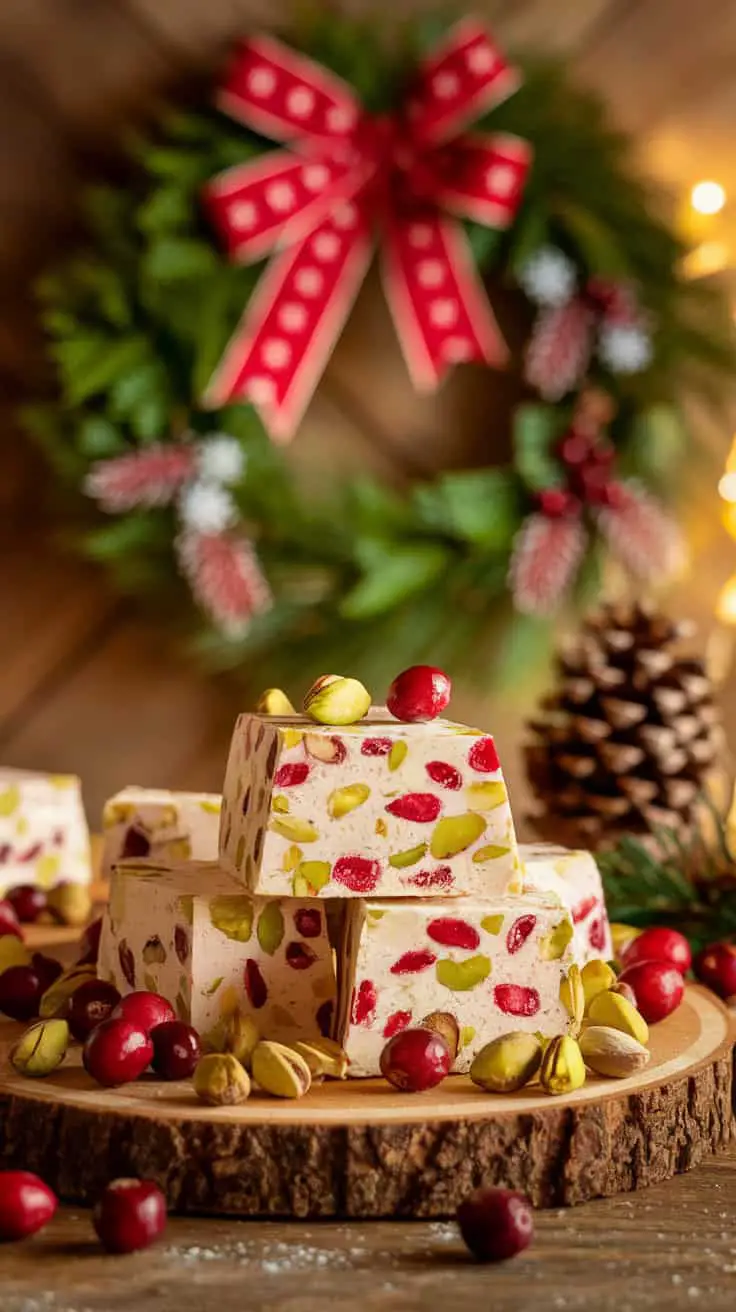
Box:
[2,0,736,821]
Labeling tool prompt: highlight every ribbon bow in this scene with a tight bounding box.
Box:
[203,19,531,441]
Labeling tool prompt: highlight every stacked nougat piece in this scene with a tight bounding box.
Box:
[99,710,612,1077]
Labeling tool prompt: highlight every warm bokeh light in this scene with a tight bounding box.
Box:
[680,240,730,279]
[691,180,726,215]
[718,471,736,502]
[722,501,736,540]
[717,575,736,625]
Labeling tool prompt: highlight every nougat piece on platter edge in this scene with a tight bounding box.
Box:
[519,843,613,963]
[0,767,91,894]
[101,786,221,876]
[219,709,521,899]
[98,860,336,1043]
[334,893,579,1077]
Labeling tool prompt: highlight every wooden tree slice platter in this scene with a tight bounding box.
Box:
[0,986,732,1217]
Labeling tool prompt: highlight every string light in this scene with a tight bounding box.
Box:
[691,180,726,215]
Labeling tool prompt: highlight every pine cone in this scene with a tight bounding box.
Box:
[525,601,723,849]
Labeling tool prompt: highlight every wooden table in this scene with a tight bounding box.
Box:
[2,1143,735,1309]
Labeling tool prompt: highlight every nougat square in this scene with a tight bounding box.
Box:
[520,844,612,963]
[98,860,336,1042]
[0,768,91,895]
[335,894,578,1076]
[101,787,221,877]
[219,710,520,899]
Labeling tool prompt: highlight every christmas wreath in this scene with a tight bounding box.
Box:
[25,13,734,690]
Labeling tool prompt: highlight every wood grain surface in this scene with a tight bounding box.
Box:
[0,988,731,1216]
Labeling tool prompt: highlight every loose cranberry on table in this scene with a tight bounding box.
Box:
[111,991,176,1035]
[0,1170,58,1242]
[386,666,452,722]
[150,1021,201,1080]
[457,1186,534,1263]
[379,1026,451,1092]
[0,965,44,1022]
[618,959,684,1023]
[0,899,23,939]
[83,1018,153,1087]
[69,979,122,1042]
[7,885,47,924]
[694,942,736,999]
[93,1178,166,1254]
[621,926,692,975]
[76,916,103,966]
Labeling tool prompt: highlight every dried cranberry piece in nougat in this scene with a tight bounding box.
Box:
[334,893,580,1076]
[98,859,336,1043]
[519,844,613,963]
[218,710,521,898]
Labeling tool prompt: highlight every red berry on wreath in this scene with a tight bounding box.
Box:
[111,990,176,1035]
[693,942,736,999]
[83,1018,153,1087]
[621,926,691,975]
[379,1027,451,1092]
[0,1170,57,1241]
[93,1178,166,1254]
[0,899,23,938]
[386,666,451,722]
[457,1186,534,1263]
[538,488,576,518]
[617,960,684,1023]
[7,884,47,924]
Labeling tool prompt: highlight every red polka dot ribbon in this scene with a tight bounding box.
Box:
[203,19,531,442]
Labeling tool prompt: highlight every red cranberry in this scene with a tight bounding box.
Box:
[457,1187,534,1263]
[69,979,122,1041]
[386,665,452,722]
[150,1021,201,1080]
[622,926,691,974]
[83,1019,153,1086]
[93,1178,166,1254]
[111,991,176,1035]
[379,1027,451,1092]
[7,885,47,924]
[694,942,736,999]
[0,899,23,939]
[0,1170,57,1241]
[76,917,103,966]
[0,966,43,1021]
[30,953,63,992]
[618,960,684,1023]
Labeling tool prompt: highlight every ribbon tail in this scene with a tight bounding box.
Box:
[381,212,508,392]
[203,208,373,443]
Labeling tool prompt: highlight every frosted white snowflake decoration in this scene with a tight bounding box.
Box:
[518,246,577,308]
[597,322,653,374]
[196,433,247,487]
[179,480,237,535]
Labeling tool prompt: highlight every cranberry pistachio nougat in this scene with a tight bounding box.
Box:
[520,843,612,963]
[101,786,221,876]
[219,710,521,899]
[334,893,580,1077]
[98,860,337,1043]
[0,767,91,895]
